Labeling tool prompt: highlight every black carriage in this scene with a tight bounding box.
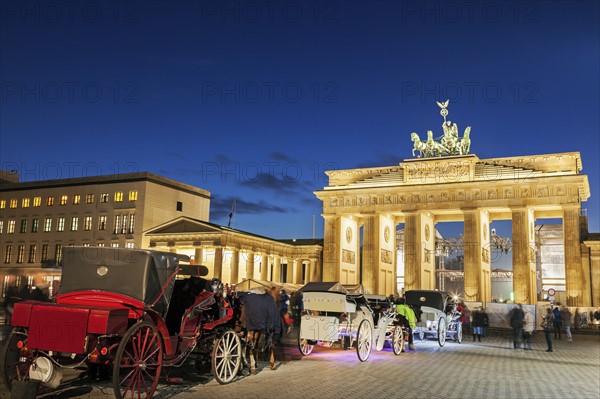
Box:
[405,290,463,347]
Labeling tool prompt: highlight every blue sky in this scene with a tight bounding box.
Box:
[1,0,598,243]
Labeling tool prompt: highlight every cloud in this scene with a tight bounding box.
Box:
[269,151,299,163]
[211,196,291,217]
[356,152,401,168]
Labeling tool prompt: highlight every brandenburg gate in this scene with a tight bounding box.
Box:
[315,101,591,305]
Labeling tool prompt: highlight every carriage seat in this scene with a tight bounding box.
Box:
[166,277,209,336]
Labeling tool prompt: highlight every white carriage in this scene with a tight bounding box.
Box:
[297,283,404,362]
[405,290,463,347]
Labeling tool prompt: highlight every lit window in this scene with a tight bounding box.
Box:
[84,216,93,231]
[101,193,109,203]
[73,195,81,205]
[57,217,65,232]
[111,243,119,248]
[60,195,68,205]
[0,200,5,209]
[129,214,135,234]
[0,221,3,234]
[7,220,15,234]
[41,244,49,261]
[97,243,105,247]
[22,198,30,208]
[121,215,128,234]
[28,245,36,263]
[10,199,17,208]
[114,215,121,234]
[20,219,27,233]
[33,197,41,207]
[4,245,13,263]
[86,194,94,204]
[44,218,52,232]
[114,192,123,202]
[129,190,138,201]
[17,245,25,263]
[46,197,54,206]
[99,216,107,230]
[126,242,135,248]
[31,219,39,232]
[71,217,78,231]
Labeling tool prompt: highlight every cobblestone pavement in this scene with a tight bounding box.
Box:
[2,328,598,399]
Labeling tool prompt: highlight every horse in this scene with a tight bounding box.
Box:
[411,132,427,157]
[458,127,471,155]
[236,289,284,374]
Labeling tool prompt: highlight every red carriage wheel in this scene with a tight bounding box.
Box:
[113,322,163,399]
[211,329,242,385]
[0,328,35,392]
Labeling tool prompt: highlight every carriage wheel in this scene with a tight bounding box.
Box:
[297,330,314,356]
[455,323,463,343]
[211,329,242,385]
[356,319,372,362]
[437,317,446,347]
[113,322,163,399]
[418,328,425,341]
[391,326,404,355]
[0,328,35,393]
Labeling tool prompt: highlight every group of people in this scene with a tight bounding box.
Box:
[510,303,573,352]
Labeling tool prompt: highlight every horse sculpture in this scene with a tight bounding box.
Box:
[237,289,284,374]
[458,127,471,155]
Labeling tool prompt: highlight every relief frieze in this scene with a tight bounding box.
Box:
[342,249,356,264]
[381,249,393,264]
[535,187,549,197]
[504,188,514,198]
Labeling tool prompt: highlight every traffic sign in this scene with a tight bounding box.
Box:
[548,288,556,296]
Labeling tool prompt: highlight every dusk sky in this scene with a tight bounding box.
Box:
[1,0,598,243]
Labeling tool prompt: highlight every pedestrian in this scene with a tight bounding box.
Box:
[279,289,291,333]
[509,304,525,349]
[522,310,535,350]
[561,306,573,341]
[395,297,416,351]
[481,307,489,337]
[542,308,555,352]
[552,306,562,339]
[472,307,485,342]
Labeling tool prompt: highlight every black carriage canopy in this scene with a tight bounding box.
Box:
[404,290,448,312]
[60,247,192,316]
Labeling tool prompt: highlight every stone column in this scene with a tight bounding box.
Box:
[246,250,255,280]
[512,207,536,304]
[230,248,240,284]
[272,255,281,283]
[583,241,600,306]
[322,215,340,282]
[213,246,223,280]
[293,259,302,284]
[404,212,419,292]
[194,246,204,265]
[563,205,587,306]
[463,209,492,302]
[361,215,378,294]
[260,254,268,281]
[404,211,435,291]
[307,258,317,283]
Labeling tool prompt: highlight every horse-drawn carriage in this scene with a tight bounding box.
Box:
[297,283,404,361]
[405,290,463,347]
[0,247,244,398]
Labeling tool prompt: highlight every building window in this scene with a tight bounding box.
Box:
[111,243,119,248]
[44,218,52,232]
[41,244,49,262]
[31,218,39,233]
[99,216,107,230]
[73,195,81,205]
[129,190,138,201]
[55,244,63,266]
[28,245,36,263]
[114,192,123,202]
[4,245,13,263]
[84,216,93,231]
[114,215,121,234]
[71,217,79,231]
[97,243,105,247]
[22,198,30,208]
[10,199,18,208]
[7,220,15,234]
[17,245,25,263]
[125,242,135,248]
[33,197,41,207]
[128,214,135,234]
[121,215,128,234]
[46,196,54,206]
[101,193,109,203]
[0,200,5,209]
[60,195,68,205]
[57,217,65,232]
[20,219,27,233]
[177,201,183,212]
[0,221,3,234]
[86,194,94,204]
